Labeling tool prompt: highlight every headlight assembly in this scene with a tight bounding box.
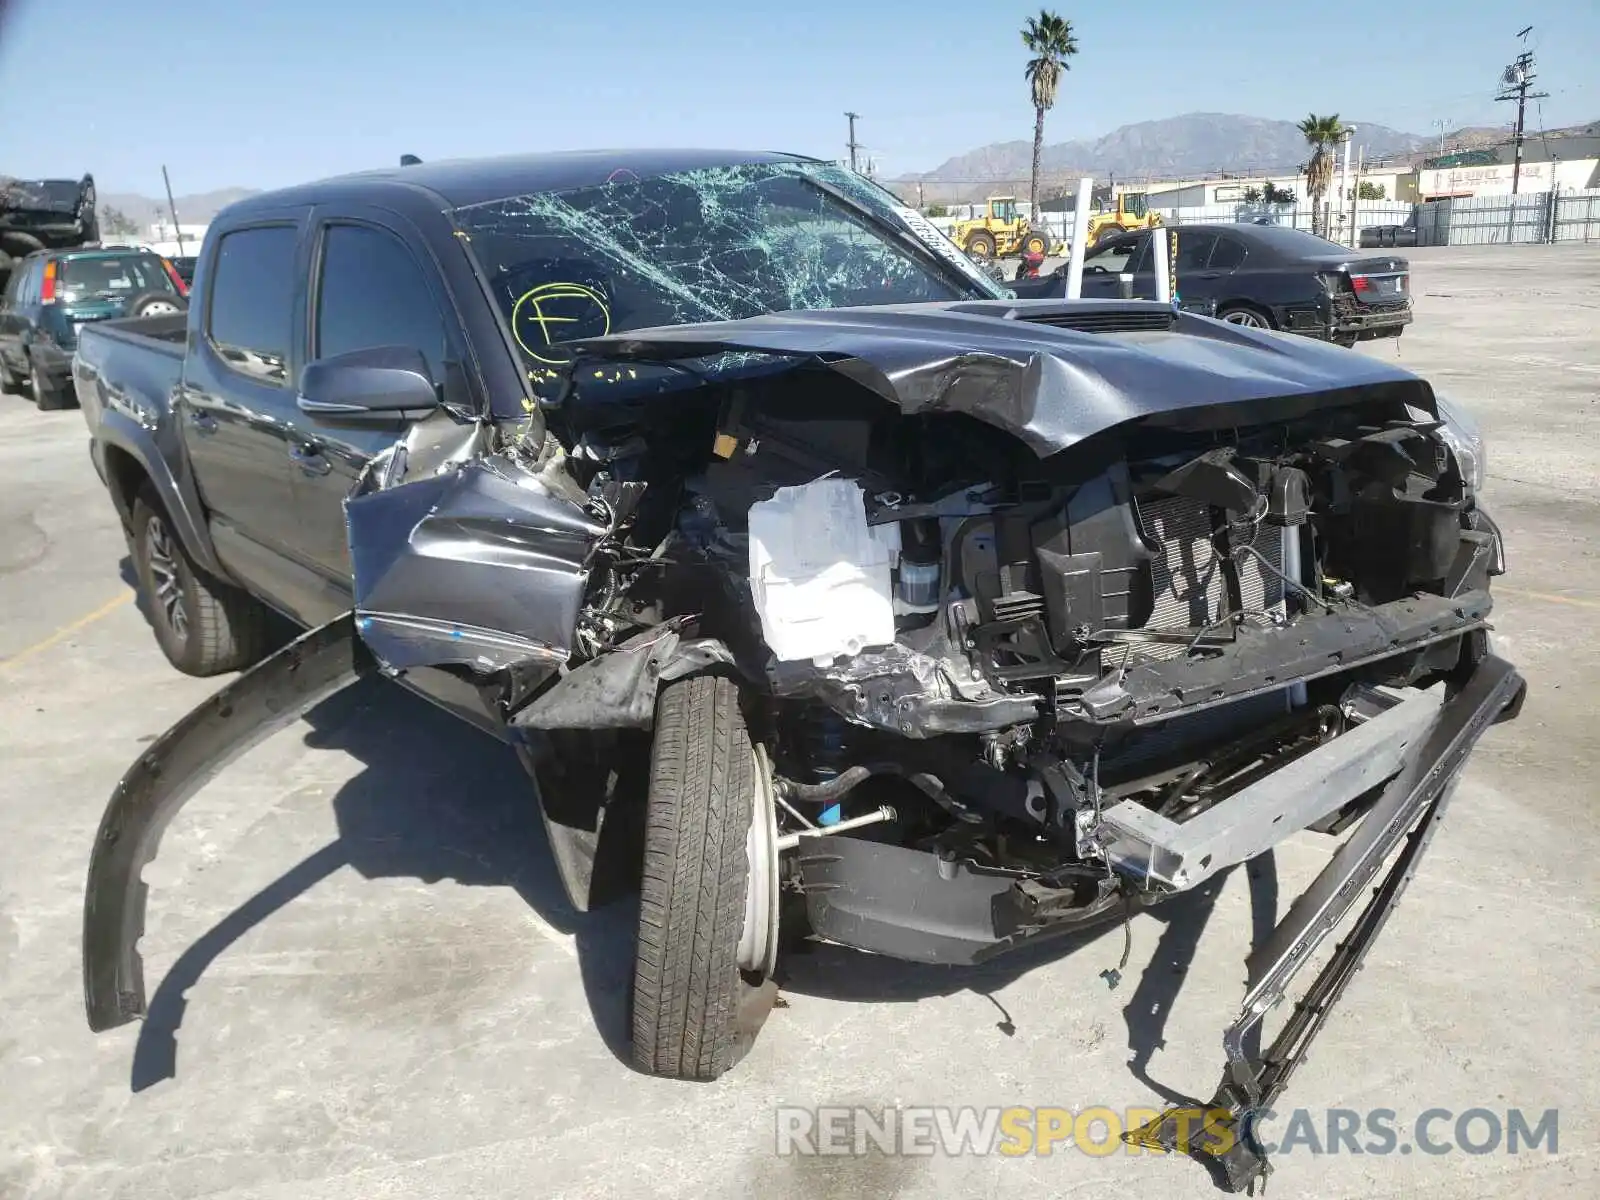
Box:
[1434,393,1486,493]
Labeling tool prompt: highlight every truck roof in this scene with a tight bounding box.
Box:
[224,149,820,218]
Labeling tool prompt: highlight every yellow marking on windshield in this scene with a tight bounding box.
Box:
[511,282,612,364]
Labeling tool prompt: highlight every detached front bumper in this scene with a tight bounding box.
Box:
[1128,651,1524,1191]
[799,649,1523,969]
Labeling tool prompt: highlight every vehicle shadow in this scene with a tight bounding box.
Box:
[126,661,1281,1109]
[129,677,641,1092]
[777,852,1280,1111]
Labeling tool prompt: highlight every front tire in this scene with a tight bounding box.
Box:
[1022,232,1048,256]
[632,673,772,1080]
[131,487,272,676]
[965,231,996,259]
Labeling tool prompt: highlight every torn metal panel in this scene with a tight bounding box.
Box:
[345,454,607,674]
[510,629,738,732]
[83,616,373,1032]
[569,302,1436,457]
[1094,683,1446,890]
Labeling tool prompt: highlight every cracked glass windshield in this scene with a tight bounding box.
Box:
[452,161,1005,374]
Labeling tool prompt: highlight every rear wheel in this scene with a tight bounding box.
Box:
[965,230,996,259]
[1092,223,1128,247]
[131,487,272,676]
[632,673,778,1080]
[1218,304,1274,330]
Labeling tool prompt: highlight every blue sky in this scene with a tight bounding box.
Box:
[1,0,1594,195]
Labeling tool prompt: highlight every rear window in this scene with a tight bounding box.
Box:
[58,255,176,301]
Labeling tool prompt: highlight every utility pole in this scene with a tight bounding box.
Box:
[1432,118,1451,160]
[161,165,186,256]
[1495,28,1548,195]
[845,112,862,173]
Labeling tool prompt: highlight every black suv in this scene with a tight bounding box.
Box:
[0,174,99,275]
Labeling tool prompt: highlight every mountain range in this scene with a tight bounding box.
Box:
[96,187,259,234]
[91,112,1596,229]
[902,113,1523,187]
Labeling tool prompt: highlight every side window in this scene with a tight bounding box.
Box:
[207,226,298,384]
[1209,237,1248,270]
[1085,235,1144,276]
[1176,232,1218,271]
[314,224,448,379]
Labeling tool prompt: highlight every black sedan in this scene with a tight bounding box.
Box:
[1012,223,1413,346]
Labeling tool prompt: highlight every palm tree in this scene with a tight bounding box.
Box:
[1297,113,1345,236]
[1022,11,1079,226]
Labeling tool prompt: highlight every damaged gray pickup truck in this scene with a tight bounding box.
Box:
[75,150,1524,1191]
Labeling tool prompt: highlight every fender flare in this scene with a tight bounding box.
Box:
[508,630,739,912]
[96,406,229,580]
[83,616,374,1032]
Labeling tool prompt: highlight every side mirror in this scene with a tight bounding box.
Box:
[297,345,439,426]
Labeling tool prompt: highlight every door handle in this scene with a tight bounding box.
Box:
[289,443,332,477]
[188,409,218,434]
[1196,271,1224,280]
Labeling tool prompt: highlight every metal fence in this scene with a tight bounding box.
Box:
[927,191,1600,250]
[1169,191,1600,246]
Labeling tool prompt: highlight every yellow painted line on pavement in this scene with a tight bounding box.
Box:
[0,591,134,671]
[1496,587,1600,611]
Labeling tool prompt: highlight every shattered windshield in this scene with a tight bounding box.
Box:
[453,162,1006,374]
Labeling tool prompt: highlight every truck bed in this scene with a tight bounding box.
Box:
[81,313,190,354]
[74,314,191,467]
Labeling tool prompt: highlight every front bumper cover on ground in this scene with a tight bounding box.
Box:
[1125,652,1525,1192]
[82,616,374,1032]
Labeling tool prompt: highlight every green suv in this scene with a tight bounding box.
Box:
[0,247,188,408]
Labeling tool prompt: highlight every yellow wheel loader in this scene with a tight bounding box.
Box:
[950,196,1050,259]
[1086,191,1162,247]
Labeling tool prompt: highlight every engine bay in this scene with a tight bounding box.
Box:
[514,360,1504,922]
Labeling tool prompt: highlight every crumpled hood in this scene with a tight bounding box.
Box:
[572,299,1435,456]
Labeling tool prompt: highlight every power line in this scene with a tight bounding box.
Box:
[1494,30,1550,195]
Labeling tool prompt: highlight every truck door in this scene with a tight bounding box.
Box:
[288,214,472,600]
[180,221,306,600]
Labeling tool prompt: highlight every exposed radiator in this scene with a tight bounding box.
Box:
[1131,495,1288,661]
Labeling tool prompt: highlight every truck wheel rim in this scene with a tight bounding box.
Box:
[145,515,189,641]
[1224,310,1267,328]
[737,744,780,977]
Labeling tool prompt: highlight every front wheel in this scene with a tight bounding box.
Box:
[1022,232,1048,256]
[632,673,777,1080]
[965,231,996,259]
